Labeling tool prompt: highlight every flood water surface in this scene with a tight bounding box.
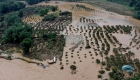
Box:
[0,1,140,80]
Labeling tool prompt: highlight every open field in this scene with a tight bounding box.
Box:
[82,0,134,16]
[0,1,140,80]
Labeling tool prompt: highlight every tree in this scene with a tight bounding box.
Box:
[21,38,33,54]
[96,59,100,64]
[7,15,22,26]
[4,23,33,43]
[18,10,23,17]
[98,70,105,74]
[39,8,49,16]
[0,1,25,14]
[98,75,102,78]
[51,6,58,12]
[0,16,4,22]
[42,13,58,21]
[128,77,140,80]
[70,65,77,74]
[45,0,50,3]
[26,0,44,5]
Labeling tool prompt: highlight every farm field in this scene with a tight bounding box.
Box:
[0,1,140,80]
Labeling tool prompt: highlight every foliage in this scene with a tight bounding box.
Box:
[26,0,44,5]
[70,65,77,70]
[6,15,22,26]
[98,75,102,78]
[96,59,100,64]
[21,38,34,54]
[18,10,23,17]
[127,77,140,80]
[0,1,25,14]
[43,32,57,41]
[39,8,49,16]
[3,23,33,43]
[98,70,105,74]
[107,0,140,19]
[42,13,58,21]
[59,11,71,16]
[66,0,83,2]
[7,54,12,60]
[51,6,58,12]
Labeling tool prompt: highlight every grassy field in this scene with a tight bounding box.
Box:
[82,0,134,16]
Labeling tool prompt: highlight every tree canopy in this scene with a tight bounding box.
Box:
[21,38,34,54]
[70,65,77,70]
[26,0,44,5]
[3,23,33,44]
[39,8,49,16]
[0,1,25,14]
[42,13,58,21]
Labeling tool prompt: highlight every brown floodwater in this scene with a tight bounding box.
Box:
[0,1,140,80]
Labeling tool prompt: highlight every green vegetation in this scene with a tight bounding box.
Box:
[3,23,33,54]
[98,70,105,74]
[70,65,77,74]
[25,0,44,5]
[128,77,140,80]
[0,0,71,61]
[21,38,33,54]
[62,0,83,2]
[0,1,25,14]
[107,0,140,19]
[71,4,94,11]
[51,6,58,12]
[98,75,102,78]
[25,0,82,5]
[39,8,49,16]
[43,13,58,21]
[3,24,33,44]
[85,41,91,49]
[103,48,140,79]
[96,59,100,64]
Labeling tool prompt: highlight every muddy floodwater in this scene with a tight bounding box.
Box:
[0,1,140,80]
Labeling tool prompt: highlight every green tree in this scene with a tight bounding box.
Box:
[26,0,44,5]
[42,13,58,21]
[39,8,49,16]
[7,15,22,26]
[51,6,58,12]
[70,65,77,74]
[18,10,23,17]
[0,16,4,22]
[4,23,33,43]
[21,38,33,54]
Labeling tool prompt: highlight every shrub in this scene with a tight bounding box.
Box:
[105,67,110,71]
[96,59,100,64]
[51,6,58,12]
[70,65,77,70]
[99,70,105,74]
[39,8,49,16]
[98,75,102,78]
[21,38,34,54]
[43,13,58,21]
[102,62,106,65]
[7,55,12,60]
